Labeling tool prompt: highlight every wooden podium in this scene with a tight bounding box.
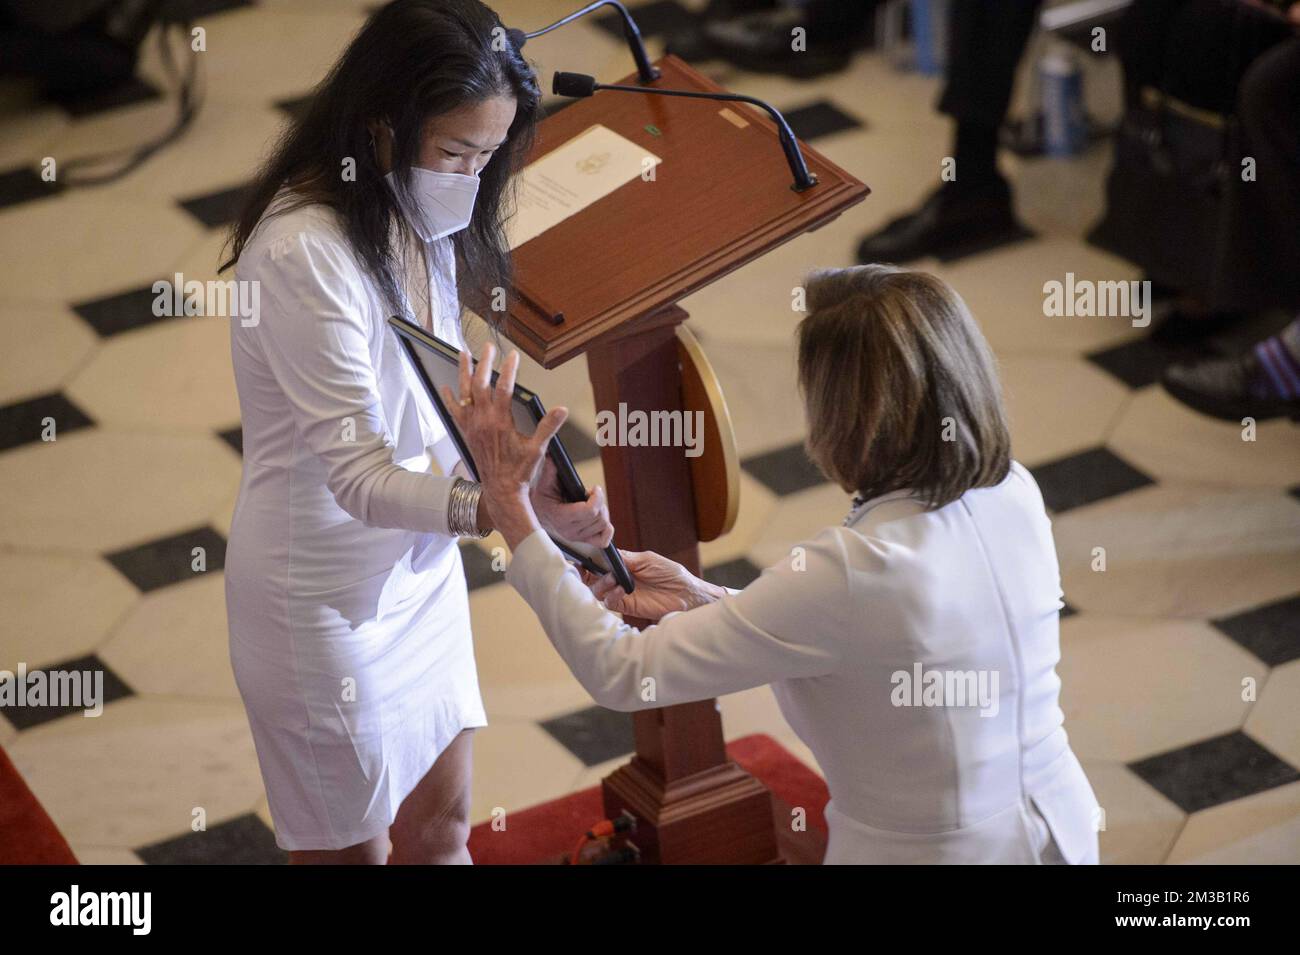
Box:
[503,55,868,864]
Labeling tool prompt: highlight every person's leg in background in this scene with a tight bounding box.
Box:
[1161,35,1300,421]
[1119,0,1298,344]
[1212,29,1300,316]
[857,0,1044,263]
[1163,315,1300,421]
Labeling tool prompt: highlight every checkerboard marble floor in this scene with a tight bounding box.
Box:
[1,0,1297,865]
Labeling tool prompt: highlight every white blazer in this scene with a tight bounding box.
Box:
[506,461,1101,864]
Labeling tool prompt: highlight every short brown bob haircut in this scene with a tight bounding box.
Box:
[797,264,1011,510]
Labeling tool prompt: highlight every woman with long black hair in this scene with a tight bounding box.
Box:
[220,0,612,864]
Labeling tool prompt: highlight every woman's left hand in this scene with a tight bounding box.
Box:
[441,342,558,546]
[441,343,611,550]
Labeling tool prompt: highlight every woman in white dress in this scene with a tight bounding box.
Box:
[447,265,1103,864]
[219,0,612,864]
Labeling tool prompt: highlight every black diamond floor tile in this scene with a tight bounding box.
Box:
[741,441,828,496]
[0,654,133,731]
[1086,336,1208,390]
[558,419,601,464]
[218,425,243,455]
[1060,601,1078,619]
[46,76,161,118]
[1029,447,1155,514]
[703,557,762,590]
[0,392,93,452]
[461,541,505,591]
[72,284,171,337]
[135,812,286,865]
[1288,485,1299,503]
[105,526,227,593]
[540,705,635,767]
[0,166,64,211]
[178,182,253,229]
[593,0,696,39]
[1128,731,1299,814]
[1212,595,1300,668]
[784,101,864,141]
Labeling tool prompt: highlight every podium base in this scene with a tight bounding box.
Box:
[601,758,783,865]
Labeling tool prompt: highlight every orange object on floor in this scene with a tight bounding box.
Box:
[0,743,78,864]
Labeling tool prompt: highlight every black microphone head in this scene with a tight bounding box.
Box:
[504,27,526,50]
[552,71,597,98]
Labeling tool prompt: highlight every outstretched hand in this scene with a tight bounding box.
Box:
[441,342,565,548]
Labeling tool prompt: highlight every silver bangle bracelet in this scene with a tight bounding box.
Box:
[449,477,489,538]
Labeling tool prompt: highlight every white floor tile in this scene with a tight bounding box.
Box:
[1110,386,1300,490]
[7,696,262,849]
[99,573,239,701]
[0,430,242,553]
[66,316,240,431]
[0,551,138,669]
[0,302,98,405]
[1244,661,1300,771]
[1167,782,1300,865]
[1053,483,1300,620]
[1058,614,1266,763]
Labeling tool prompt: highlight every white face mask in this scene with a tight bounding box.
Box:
[385,166,479,242]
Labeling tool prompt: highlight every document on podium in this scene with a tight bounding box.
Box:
[507,124,661,250]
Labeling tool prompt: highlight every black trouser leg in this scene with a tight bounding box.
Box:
[1215,36,1300,311]
[937,0,1044,191]
[938,0,1044,127]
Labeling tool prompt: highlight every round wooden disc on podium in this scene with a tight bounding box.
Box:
[676,326,739,543]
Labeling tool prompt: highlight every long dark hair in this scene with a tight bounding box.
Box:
[221,0,539,319]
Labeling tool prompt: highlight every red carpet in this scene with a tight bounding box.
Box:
[0,734,822,865]
[468,733,828,864]
[0,743,78,864]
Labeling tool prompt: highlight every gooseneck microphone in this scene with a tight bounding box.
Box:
[552,71,819,193]
[508,2,660,85]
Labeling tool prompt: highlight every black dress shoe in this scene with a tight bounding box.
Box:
[1161,351,1300,422]
[1149,307,1245,346]
[664,0,780,65]
[698,6,864,78]
[856,184,1023,264]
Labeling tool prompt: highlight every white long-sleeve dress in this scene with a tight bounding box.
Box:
[506,462,1101,864]
[225,199,485,851]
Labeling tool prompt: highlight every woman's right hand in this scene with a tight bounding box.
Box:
[582,550,727,622]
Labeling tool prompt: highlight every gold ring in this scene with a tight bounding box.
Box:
[458,397,473,408]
